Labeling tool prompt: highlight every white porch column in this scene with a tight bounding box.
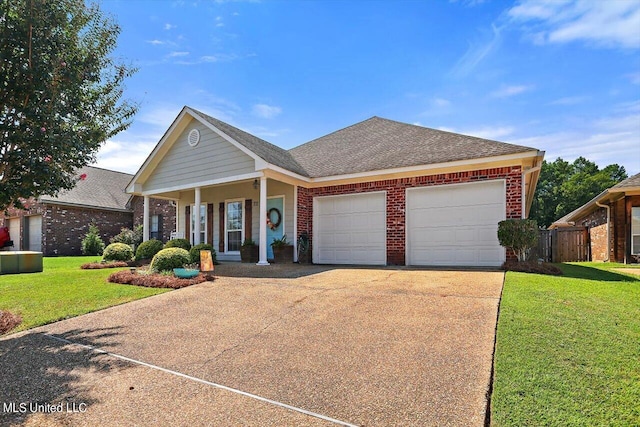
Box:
[143,196,150,242]
[174,200,180,237]
[194,187,201,245]
[257,176,270,265]
[293,185,298,262]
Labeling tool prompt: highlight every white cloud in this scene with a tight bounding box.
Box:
[451,23,503,77]
[548,95,589,105]
[95,138,159,174]
[168,51,189,57]
[146,39,165,45]
[508,0,640,49]
[432,98,452,107]
[138,105,184,128]
[164,23,177,30]
[628,72,640,85]
[491,84,533,98]
[252,104,282,119]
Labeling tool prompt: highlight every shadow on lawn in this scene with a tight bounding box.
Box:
[557,263,640,282]
[0,327,128,425]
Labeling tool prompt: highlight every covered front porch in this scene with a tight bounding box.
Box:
[140,176,298,264]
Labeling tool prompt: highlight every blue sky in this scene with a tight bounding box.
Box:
[95,0,640,176]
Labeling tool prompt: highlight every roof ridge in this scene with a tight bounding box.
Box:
[290,116,380,151]
[84,164,134,177]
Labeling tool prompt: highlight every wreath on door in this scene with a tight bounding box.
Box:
[266,207,282,230]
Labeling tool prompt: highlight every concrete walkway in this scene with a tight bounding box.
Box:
[1,268,504,426]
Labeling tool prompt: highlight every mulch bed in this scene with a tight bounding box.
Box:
[107,270,214,289]
[0,310,22,335]
[81,259,151,269]
[502,261,563,276]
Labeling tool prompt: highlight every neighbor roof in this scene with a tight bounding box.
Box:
[189,108,309,177]
[288,116,538,177]
[40,166,133,211]
[550,172,640,228]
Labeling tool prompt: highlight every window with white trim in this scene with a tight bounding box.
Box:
[191,204,206,244]
[632,207,640,255]
[225,200,243,252]
[150,214,161,240]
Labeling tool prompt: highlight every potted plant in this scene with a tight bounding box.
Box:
[271,235,293,263]
[173,263,200,279]
[240,238,259,263]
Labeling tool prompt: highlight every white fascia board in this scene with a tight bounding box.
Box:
[127,106,192,192]
[141,172,264,196]
[309,150,542,184]
[259,163,310,183]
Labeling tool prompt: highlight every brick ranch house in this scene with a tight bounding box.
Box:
[1,166,175,256]
[550,172,640,263]
[128,106,544,267]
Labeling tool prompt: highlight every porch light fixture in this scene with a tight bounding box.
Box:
[253,179,259,190]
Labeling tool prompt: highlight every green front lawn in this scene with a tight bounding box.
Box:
[0,257,168,333]
[492,263,640,426]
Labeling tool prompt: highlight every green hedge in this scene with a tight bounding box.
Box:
[164,238,191,251]
[135,239,164,261]
[150,248,190,272]
[189,243,216,264]
[102,243,134,262]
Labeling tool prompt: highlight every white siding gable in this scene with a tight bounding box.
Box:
[143,119,256,193]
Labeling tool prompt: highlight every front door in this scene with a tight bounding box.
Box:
[266,196,284,260]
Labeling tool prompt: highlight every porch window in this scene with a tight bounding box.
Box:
[150,214,161,240]
[632,207,640,255]
[191,204,206,244]
[225,200,243,252]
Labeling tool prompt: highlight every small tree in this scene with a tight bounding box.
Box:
[81,224,105,256]
[497,219,538,262]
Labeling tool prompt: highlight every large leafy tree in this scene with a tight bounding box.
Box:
[0,0,137,211]
[530,157,627,227]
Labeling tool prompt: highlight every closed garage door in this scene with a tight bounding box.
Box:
[313,192,386,265]
[26,215,42,252]
[7,218,20,250]
[407,180,505,267]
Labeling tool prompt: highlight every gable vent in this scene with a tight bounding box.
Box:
[187,129,200,147]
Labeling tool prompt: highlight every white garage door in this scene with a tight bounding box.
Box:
[407,180,506,267]
[27,215,42,252]
[313,192,386,265]
[7,218,20,250]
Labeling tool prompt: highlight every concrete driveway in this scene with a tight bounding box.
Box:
[1,267,503,426]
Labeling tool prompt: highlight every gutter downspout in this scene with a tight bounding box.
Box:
[595,201,610,262]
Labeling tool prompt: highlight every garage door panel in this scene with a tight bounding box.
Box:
[407,181,505,267]
[314,193,386,265]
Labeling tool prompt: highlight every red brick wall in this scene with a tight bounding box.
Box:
[297,166,523,265]
[130,196,176,243]
[575,208,608,261]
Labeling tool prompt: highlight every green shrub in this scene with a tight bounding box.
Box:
[102,242,134,262]
[150,248,190,272]
[135,239,164,261]
[497,219,539,262]
[189,243,216,264]
[164,238,191,251]
[110,225,143,249]
[81,224,105,256]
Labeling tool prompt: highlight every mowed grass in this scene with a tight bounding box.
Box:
[492,263,640,426]
[0,257,168,333]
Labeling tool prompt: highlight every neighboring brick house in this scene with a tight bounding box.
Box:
[550,172,640,263]
[126,106,544,267]
[0,166,175,256]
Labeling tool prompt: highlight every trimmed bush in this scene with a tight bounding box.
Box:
[110,225,143,249]
[189,243,216,264]
[81,224,105,256]
[102,242,134,262]
[497,219,539,262]
[150,247,190,272]
[136,239,164,261]
[164,238,191,251]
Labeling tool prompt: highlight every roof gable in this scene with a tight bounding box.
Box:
[40,166,132,211]
[289,117,538,178]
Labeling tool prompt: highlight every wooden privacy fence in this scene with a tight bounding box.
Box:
[537,227,589,263]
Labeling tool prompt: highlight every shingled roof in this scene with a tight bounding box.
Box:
[40,166,133,211]
[288,116,538,178]
[611,172,640,189]
[189,108,308,177]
